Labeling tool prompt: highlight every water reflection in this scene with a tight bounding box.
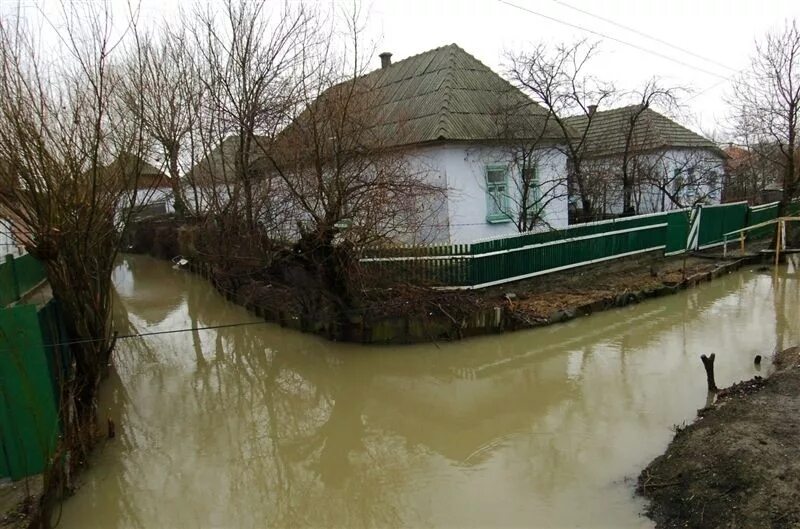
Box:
[60,255,800,528]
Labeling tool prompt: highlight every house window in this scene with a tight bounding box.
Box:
[672,168,684,194]
[522,165,543,220]
[485,164,511,223]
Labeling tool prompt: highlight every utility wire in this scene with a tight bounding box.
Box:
[0,320,272,352]
[497,0,730,80]
[548,0,738,73]
[684,78,730,102]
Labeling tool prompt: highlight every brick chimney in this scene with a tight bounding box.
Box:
[379,52,392,69]
[588,104,598,116]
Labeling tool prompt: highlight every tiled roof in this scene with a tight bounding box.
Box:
[564,105,721,158]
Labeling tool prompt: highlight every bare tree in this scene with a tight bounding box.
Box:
[0,0,147,493]
[485,103,568,232]
[617,79,683,215]
[505,40,616,220]
[267,10,445,321]
[189,0,307,232]
[120,25,203,216]
[731,19,800,215]
[723,143,785,203]
[635,151,723,211]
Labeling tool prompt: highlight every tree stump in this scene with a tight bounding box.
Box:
[701,353,718,392]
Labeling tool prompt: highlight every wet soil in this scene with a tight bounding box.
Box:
[483,253,721,321]
[638,346,800,529]
[0,476,41,529]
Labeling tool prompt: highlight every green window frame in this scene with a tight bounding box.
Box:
[485,164,511,223]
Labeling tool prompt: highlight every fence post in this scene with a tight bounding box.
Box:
[5,254,20,302]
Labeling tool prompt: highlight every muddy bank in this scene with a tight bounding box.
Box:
[187,250,762,344]
[126,217,766,343]
[638,346,800,529]
[0,476,41,529]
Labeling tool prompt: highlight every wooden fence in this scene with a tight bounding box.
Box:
[361,201,789,289]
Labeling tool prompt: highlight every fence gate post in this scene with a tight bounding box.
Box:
[4,254,20,302]
[686,205,701,251]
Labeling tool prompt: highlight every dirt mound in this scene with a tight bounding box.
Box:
[638,347,800,528]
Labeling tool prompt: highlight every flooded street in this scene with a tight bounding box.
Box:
[59,254,800,528]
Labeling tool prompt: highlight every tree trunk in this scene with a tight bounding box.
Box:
[700,353,718,392]
[167,148,187,216]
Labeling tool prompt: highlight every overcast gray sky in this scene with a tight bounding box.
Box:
[366,0,800,139]
[8,0,800,139]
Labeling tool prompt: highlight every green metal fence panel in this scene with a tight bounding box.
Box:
[0,304,59,480]
[14,254,46,298]
[697,203,749,249]
[470,212,670,255]
[0,253,47,307]
[665,210,691,255]
[362,204,774,288]
[746,203,779,240]
[361,213,676,287]
[0,254,19,306]
[468,223,667,287]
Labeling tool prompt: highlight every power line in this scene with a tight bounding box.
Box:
[684,78,730,102]
[1,320,272,352]
[549,0,738,73]
[496,0,730,80]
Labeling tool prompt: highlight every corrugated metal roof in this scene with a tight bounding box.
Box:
[324,43,563,146]
[564,105,721,158]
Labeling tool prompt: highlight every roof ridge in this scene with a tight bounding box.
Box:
[363,43,458,78]
[434,45,458,139]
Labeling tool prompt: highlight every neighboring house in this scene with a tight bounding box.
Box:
[723,143,799,204]
[184,135,277,221]
[113,154,176,219]
[193,44,570,245]
[565,105,725,219]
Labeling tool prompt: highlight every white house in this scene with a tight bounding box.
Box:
[565,105,725,219]
[189,44,570,245]
[347,44,570,244]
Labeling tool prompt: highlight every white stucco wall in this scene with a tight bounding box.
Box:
[134,187,175,215]
[583,148,724,217]
[406,144,569,244]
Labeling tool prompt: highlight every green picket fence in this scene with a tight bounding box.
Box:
[1,253,47,307]
[361,253,472,286]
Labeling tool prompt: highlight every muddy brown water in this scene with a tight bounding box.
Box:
[58,254,800,528]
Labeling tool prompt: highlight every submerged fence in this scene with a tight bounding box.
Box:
[362,201,788,289]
